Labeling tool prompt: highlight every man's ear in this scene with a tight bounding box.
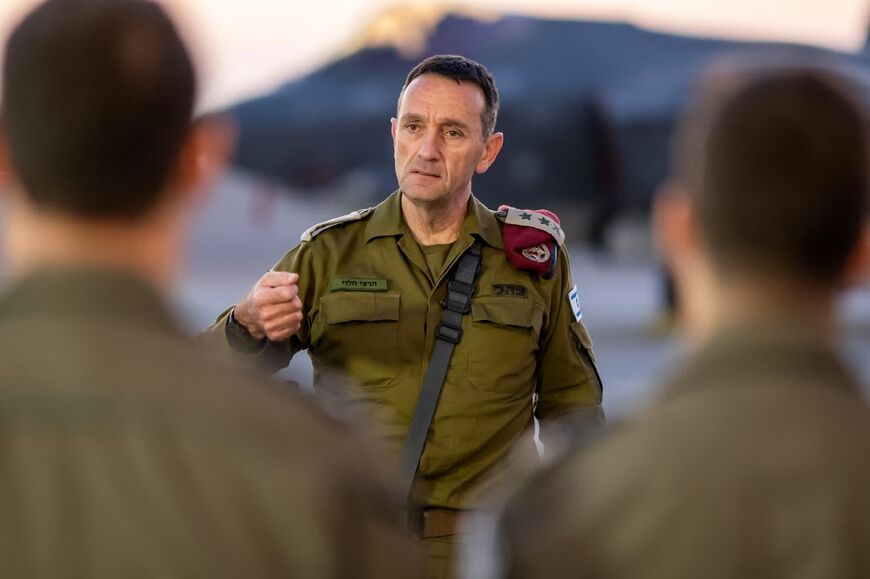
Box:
[842,222,870,288]
[653,179,699,272]
[169,113,237,207]
[475,131,504,174]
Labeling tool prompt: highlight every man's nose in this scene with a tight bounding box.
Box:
[416,129,440,162]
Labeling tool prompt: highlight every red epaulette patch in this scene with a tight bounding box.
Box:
[496,205,565,278]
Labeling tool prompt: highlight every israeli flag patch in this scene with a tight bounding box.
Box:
[568,285,583,321]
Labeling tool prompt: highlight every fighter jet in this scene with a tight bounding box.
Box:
[226,6,870,242]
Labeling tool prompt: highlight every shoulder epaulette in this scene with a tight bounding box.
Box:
[496,206,566,247]
[300,207,374,242]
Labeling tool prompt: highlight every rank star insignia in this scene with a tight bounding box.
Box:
[519,212,532,220]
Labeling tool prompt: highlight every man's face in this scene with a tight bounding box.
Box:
[391,74,502,206]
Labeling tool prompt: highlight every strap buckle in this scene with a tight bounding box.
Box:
[435,321,462,344]
[443,279,474,313]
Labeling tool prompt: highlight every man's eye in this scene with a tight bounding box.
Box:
[446,130,462,138]
[406,123,420,132]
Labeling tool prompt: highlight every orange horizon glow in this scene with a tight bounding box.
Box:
[0,0,866,110]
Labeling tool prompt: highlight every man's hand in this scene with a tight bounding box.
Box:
[233,272,303,342]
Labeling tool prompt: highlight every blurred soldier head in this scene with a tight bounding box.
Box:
[656,57,870,338]
[0,0,230,283]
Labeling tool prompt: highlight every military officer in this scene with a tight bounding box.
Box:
[206,54,602,578]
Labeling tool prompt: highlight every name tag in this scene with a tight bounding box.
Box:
[329,277,388,292]
[493,284,527,297]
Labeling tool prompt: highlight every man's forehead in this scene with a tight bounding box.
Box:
[399,73,486,119]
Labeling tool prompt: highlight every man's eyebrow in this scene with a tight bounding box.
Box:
[397,114,472,131]
[398,113,424,123]
[439,118,470,130]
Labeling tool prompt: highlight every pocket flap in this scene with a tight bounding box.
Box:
[471,297,542,329]
[321,293,400,324]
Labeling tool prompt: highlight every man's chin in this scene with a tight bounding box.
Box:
[400,185,447,203]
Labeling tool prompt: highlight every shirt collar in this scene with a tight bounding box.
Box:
[364,190,406,241]
[365,190,504,249]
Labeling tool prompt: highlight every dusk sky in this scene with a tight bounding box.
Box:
[1,0,867,110]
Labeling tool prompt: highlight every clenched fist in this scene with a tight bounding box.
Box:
[233,272,303,342]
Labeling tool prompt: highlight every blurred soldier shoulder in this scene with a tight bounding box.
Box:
[0,271,416,577]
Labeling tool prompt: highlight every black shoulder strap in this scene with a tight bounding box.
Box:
[396,241,483,502]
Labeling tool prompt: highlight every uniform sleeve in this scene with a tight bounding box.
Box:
[534,247,604,435]
[199,241,320,375]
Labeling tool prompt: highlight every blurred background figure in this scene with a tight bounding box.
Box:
[0,0,416,576]
[582,94,622,254]
[461,58,870,578]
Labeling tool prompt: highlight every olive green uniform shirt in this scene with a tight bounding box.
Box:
[208,191,602,509]
[487,315,870,579]
[0,267,417,578]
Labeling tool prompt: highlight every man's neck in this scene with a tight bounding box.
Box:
[400,191,470,246]
[699,278,837,344]
[4,200,178,290]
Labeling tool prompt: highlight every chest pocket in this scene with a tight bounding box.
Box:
[314,292,400,389]
[467,297,543,394]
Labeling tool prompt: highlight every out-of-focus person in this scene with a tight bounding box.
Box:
[0,1,417,576]
[463,58,870,578]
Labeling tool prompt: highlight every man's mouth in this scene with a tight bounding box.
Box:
[410,169,440,178]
